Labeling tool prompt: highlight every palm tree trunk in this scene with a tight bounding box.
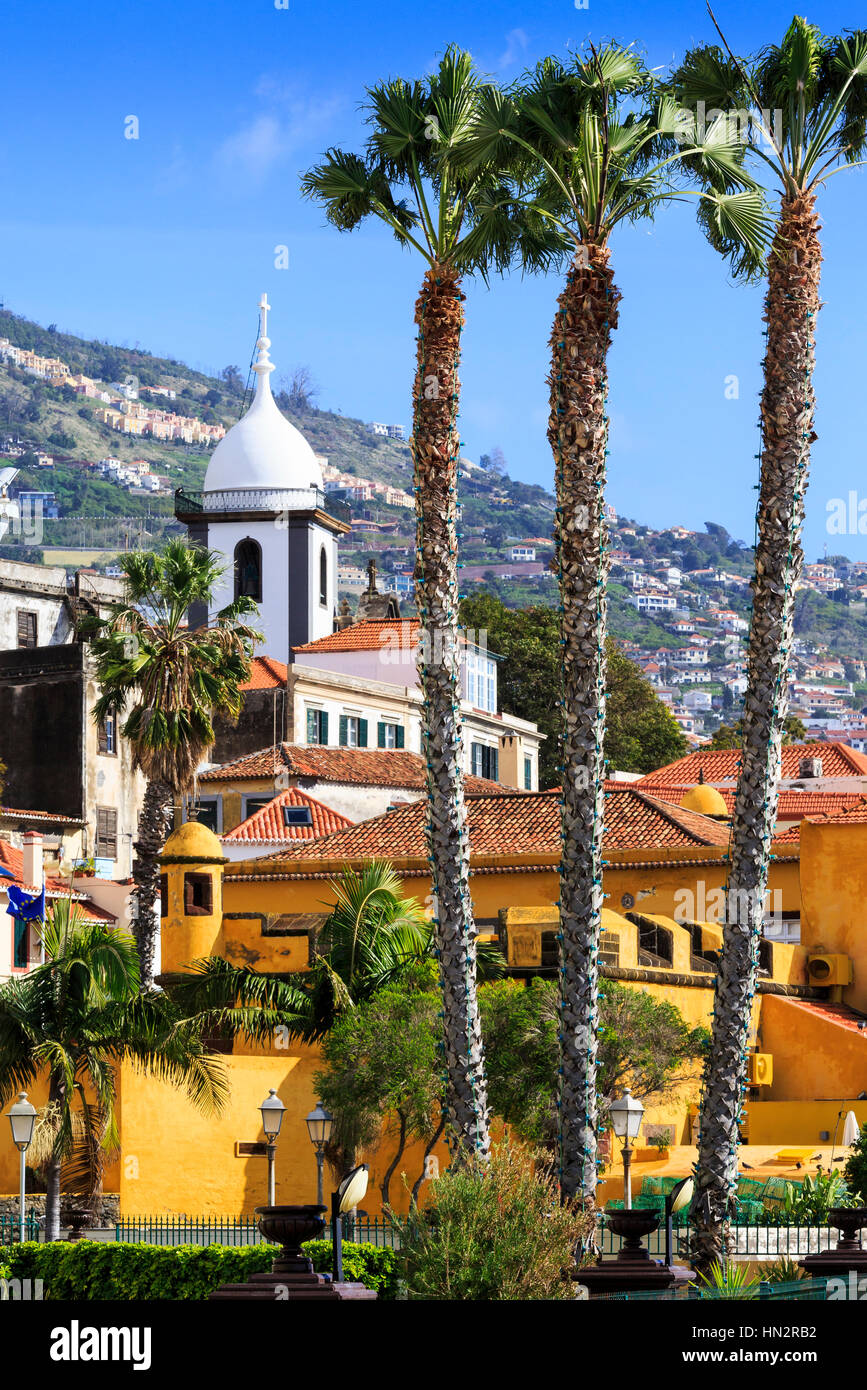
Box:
[132,778,172,989]
[691,194,821,1270]
[44,1072,66,1241]
[412,263,489,1161]
[549,247,620,1202]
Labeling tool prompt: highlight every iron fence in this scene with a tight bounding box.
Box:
[113,1214,400,1249]
[598,1220,855,1259]
[593,1277,830,1301]
[0,1214,42,1245]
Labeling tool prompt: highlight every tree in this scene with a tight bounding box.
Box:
[302,47,555,1161]
[707,714,806,750]
[277,366,320,413]
[464,42,766,1200]
[80,540,261,987]
[671,14,867,1267]
[0,901,227,1240]
[315,985,443,1206]
[219,365,243,393]
[479,978,707,1151]
[459,594,686,788]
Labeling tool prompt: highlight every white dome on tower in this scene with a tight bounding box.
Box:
[202,295,323,504]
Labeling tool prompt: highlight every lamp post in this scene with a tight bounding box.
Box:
[305,1100,334,1207]
[609,1090,644,1210]
[331,1165,369,1284]
[259,1089,285,1207]
[7,1091,36,1241]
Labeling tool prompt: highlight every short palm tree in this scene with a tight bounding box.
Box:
[81,539,262,987]
[0,900,228,1240]
[463,42,769,1201]
[670,13,867,1268]
[302,49,554,1160]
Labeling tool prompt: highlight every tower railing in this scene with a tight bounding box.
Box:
[174,486,329,519]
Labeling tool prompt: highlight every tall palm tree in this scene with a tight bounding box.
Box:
[463,43,769,1201]
[301,48,555,1160]
[80,539,262,988]
[671,13,867,1268]
[0,900,228,1240]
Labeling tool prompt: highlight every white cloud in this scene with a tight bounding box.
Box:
[213,81,345,191]
[496,28,529,72]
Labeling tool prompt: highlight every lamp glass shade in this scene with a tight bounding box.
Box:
[337,1164,369,1213]
[670,1176,694,1215]
[259,1088,285,1138]
[8,1092,37,1149]
[305,1100,334,1149]
[609,1089,644,1140]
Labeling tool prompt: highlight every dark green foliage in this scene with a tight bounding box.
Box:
[844,1127,867,1204]
[1,1239,400,1300]
[459,593,686,784]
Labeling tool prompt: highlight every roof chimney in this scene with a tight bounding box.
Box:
[22,830,43,891]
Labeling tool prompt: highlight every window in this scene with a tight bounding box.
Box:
[339,715,368,748]
[159,874,168,919]
[243,796,274,820]
[283,804,313,828]
[183,872,213,916]
[17,611,37,648]
[12,915,28,970]
[98,713,117,755]
[191,798,220,833]
[377,720,405,749]
[319,546,328,606]
[523,756,533,791]
[95,807,118,858]
[234,538,262,603]
[306,708,329,745]
[464,650,497,713]
[471,743,498,781]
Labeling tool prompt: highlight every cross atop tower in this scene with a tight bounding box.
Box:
[258,292,271,342]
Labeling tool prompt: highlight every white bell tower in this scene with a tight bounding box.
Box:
[176,296,348,663]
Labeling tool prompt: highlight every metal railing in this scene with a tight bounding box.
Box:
[113,1214,400,1249]
[597,1220,858,1259]
[174,486,329,517]
[594,1277,830,1301]
[0,1214,42,1245]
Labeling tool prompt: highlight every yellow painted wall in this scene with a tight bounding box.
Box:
[760,993,867,1101]
[800,820,867,1011]
[744,1098,867,1146]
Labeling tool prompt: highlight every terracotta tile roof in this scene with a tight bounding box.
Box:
[239,656,288,690]
[636,741,867,788]
[780,998,867,1035]
[222,788,352,844]
[266,783,733,864]
[805,796,867,825]
[0,807,86,826]
[0,840,115,920]
[630,785,865,820]
[200,743,503,794]
[293,620,419,654]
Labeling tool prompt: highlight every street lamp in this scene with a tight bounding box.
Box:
[305,1100,334,1207]
[609,1089,644,1210]
[331,1164,369,1284]
[664,1175,694,1267]
[7,1091,36,1241]
[259,1089,285,1207]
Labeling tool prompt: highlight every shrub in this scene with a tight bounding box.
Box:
[0,1238,398,1300]
[844,1128,867,1204]
[393,1146,595,1301]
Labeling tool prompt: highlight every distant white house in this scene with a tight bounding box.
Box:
[509,545,536,562]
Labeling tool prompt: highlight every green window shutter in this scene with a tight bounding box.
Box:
[377,721,386,748]
[306,709,316,743]
[490,747,499,782]
[320,711,328,745]
[395,724,405,749]
[339,715,348,746]
[358,718,368,748]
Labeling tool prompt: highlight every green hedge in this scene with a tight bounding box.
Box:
[1,1239,400,1301]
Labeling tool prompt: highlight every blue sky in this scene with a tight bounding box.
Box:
[2,0,866,560]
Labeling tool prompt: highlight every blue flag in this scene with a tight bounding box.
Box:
[7,883,46,920]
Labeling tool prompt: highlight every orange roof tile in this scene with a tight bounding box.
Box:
[223,788,352,844]
[293,620,419,654]
[200,743,503,794]
[778,998,867,1034]
[239,656,288,690]
[631,785,865,820]
[265,783,734,864]
[636,741,867,788]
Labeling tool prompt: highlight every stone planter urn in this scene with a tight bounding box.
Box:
[801,1206,867,1279]
[61,1206,95,1242]
[577,1208,677,1297]
[209,1205,377,1302]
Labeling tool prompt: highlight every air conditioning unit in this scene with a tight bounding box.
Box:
[748,1053,773,1086]
[807,954,853,986]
